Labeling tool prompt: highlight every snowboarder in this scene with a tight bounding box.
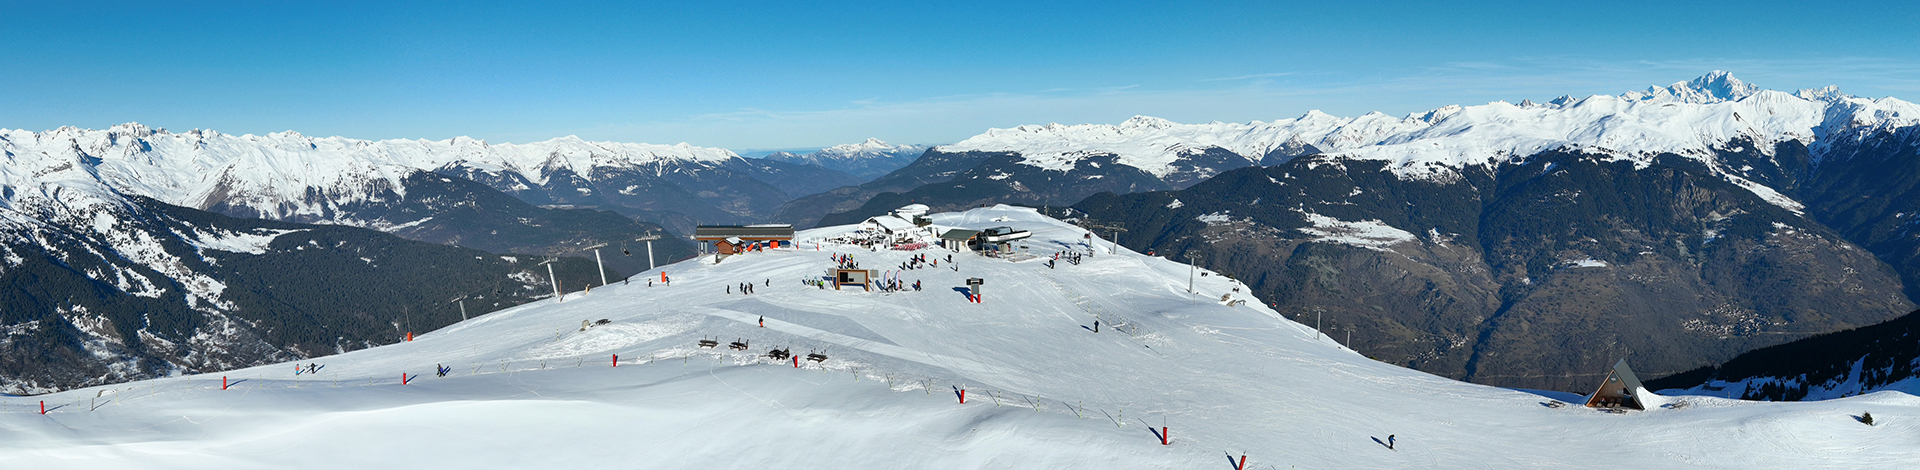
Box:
[759,316,765,328]
[1387,434,1396,450]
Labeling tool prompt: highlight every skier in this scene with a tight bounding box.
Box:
[759,316,765,328]
[727,285,731,294]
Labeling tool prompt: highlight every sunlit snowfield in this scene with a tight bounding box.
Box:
[3,205,1914,469]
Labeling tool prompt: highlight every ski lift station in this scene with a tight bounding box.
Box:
[695,224,794,254]
[972,226,1031,253]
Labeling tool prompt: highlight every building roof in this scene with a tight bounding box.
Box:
[939,229,981,240]
[695,225,795,239]
[895,204,930,217]
[866,215,915,233]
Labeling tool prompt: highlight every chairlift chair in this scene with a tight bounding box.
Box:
[729,338,750,351]
[766,348,791,360]
[805,351,829,363]
[697,336,718,349]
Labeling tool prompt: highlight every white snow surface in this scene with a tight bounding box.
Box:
[3,205,1913,469]
[939,72,1920,189]
[1296,211,1420,251]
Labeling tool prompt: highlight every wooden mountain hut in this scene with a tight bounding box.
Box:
[1585,358,1648,410]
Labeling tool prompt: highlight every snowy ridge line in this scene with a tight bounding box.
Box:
[0,122,743,221]
[937,72,1920,200]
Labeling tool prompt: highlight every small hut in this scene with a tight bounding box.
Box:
[939,229,981,252]
[1584,358,1647,410]
[695,224,794,254]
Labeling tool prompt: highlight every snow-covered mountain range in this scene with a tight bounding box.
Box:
[765,138,931,180]
[799,72,1920,229]
[4,206,1913,468]
[941,71,1916,197]
[0,125,768,225]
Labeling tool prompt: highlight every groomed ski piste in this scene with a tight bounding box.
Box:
[2,205,1915,469]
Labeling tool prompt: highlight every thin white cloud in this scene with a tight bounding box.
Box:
[1202,72,1298,82]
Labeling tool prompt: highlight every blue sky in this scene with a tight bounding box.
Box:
[2,1,1916,150]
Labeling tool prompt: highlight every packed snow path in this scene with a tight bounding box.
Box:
[3,205,1917,469]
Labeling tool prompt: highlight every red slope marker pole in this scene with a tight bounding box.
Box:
[1162,427,1169,445]
[792,356,798,368]
[402,373,410,385]
[960,388,967,404]
[222,376,228,390]
[1237,454,1247,470]
[612,354,619,367]
[40,400,45,415]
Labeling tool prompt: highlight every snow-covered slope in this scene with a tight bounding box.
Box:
[940,72,1920,190]
[5,205,1913,469]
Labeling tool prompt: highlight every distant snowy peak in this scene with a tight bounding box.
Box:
[764,139,932,180]
[821,138,924,156]
[940,112,1425,177]
[939,72,1920,181]
[0,125,742,218]
[1623,70,1761,104]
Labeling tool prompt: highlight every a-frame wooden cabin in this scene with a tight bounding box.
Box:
[1585,358,1647,410]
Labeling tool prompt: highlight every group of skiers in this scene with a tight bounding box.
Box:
[874,271,919,293]
[1046,251,1087,269]
[898,253,938,271]
[831,253,860,270]
[728,279,769,295]
[293,363,323,375]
